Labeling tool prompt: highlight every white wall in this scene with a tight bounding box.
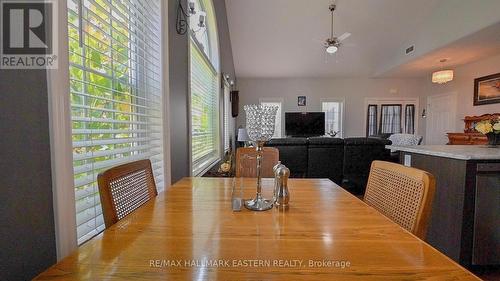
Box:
[420,52,500,134]
[237,53,500,139]
[237,78,424,137]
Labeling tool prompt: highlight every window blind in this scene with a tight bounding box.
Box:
[190,40,220,175]
[68,0,163,244]
[223,84,230,151]
[322,101,342,137]
[261,101,282,138]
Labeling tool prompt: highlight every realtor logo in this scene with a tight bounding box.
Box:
[1,0,58,69]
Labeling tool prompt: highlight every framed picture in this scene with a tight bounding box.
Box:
[298,96,306,106]
[474,73,500,106]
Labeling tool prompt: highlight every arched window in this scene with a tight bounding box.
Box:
[189,0,218,68]
[189,0,220,175]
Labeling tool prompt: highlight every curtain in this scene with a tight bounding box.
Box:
[366,105,378,136]
[405,105,415,134]
[380,105,402,134]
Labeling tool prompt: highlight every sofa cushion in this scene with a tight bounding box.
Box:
[388,134,422,146]
[308,137,344,146]
[342,137,391,194]
[343,137,392,146]
[267,137,308,146]
[267,138,308,177]
[307,137,344,184]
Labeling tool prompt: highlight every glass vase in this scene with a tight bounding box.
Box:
[243,104,278,211]
[486,133,499,147]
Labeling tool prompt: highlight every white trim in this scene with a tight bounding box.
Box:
[222,79,231,152]
[320,98,345,138]
[46,0,77,260]
[188,37,193,176]
[160,0,171,188]
[364,97,420,136]
[259,97,284,138]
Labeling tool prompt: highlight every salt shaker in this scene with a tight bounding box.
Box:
[274,164,290,207]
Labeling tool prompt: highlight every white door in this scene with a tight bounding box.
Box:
[426,93,457,144]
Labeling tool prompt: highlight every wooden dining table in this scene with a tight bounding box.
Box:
[36,178,479,280]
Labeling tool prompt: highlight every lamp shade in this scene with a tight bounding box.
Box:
[237,128,250,142]
[432,70,454,84]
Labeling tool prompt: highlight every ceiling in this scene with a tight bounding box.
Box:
[379,22,500,77]
[225,0,500,78]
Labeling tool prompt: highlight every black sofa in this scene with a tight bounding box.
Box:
[307,137,344,184]
[341,137,392,194]
[267,137,391,195]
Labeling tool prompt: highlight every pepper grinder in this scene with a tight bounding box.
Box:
[274,164,290,207]
[273,161,285,200]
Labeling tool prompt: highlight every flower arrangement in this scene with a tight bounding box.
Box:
[475,118,500,146]
[475,119,500,134]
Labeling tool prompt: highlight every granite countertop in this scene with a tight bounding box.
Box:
[386,145,500,160]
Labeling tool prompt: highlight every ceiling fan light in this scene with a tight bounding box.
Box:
[432,70,454,84]
[326,45,338,54]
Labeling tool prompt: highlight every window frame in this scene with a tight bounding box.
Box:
[379,104,403,134]
[366,104,378,137]
[320,98,345,138]
[364,97,419,136]
[404,104,416,134]
[222,78,231,152]
[188,0,221,176]
[259,97,284,138]
[66,0,165,245]
[48,0,170,259]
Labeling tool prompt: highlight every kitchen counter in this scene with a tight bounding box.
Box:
[389,145,500,267]
[386,145,500,160]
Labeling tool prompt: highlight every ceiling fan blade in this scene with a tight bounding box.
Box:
[338,32,351,41]
[313,38,327,44]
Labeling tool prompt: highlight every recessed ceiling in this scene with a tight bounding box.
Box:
[225,0,500,78]
[225,0,439,78]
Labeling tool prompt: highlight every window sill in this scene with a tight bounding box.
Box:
[193,157,221,177]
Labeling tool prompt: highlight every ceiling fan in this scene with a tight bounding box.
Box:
[324,3,351,54]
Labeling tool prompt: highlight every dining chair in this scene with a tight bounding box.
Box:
[236,147,279,178]
[363,160,436,239]
[97,159,158,228]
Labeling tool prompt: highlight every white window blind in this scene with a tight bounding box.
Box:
[223,83,231,151]
[322,100,343,137]
[190,40,220,175]
[260,100,282,138]
[68,0,163,244]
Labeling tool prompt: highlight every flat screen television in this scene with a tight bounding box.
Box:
[285,112,325,137]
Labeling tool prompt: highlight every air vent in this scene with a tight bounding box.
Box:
[405,45,415,55]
